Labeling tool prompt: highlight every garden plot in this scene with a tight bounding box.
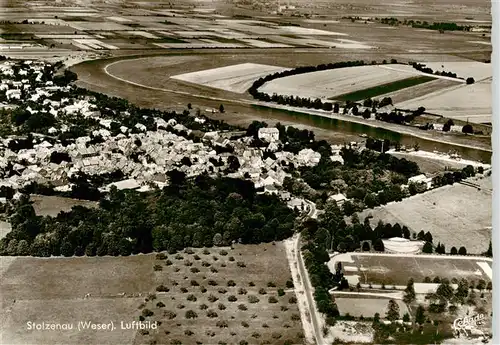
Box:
[416,61,491,81]
[357,175,492,254]
[335,297,409,318]
[397,81,491,124]
[258,64,420,100]
[171,63,291,94]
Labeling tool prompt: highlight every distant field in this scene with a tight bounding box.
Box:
[171,63,290,94]
[416,61,491,81]
[331,253,492,285]
[333,76,435,101]
[358,175,492,254]
[397,80,492,124]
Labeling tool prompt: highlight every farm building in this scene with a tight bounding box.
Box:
[258,127,280,142]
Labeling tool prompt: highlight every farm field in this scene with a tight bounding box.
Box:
[397,80,492,124]
[358,175,492,254]
[332,76,435,102]
[258,64,430,101]
[331,253,492,286]
[416,61,492,81]
[29,194,98,216]
[171,63,290,94]
[0,242,303,345]
[335,297,409,318]
[375,78,460,104]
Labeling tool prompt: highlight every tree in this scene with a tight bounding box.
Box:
[403,313,410,322]
[462,124,473,134]
[219,104,225,113]
[485,241,492,257]
[386,299,400,321]
[466,77,475,84]
[450,246,458,255]
[373,238,384,252]
[424,231,433,243]
[458,246,467,255]
[213,233,223,246]
[403,278,416,304]
[402,226,410,239]
[422,241,433,253]
[415,305,426,325]
[436,280,454,301]
[16,239,30,256]
[362,241,370,251]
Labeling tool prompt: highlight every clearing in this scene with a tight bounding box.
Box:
[358,175,492,254]
[171,63,291,94]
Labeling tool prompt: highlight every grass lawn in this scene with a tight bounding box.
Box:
[332,76,436,102]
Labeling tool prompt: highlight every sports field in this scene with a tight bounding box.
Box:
[331,253,492,286]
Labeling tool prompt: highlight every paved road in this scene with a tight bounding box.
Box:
[295,231,324,345]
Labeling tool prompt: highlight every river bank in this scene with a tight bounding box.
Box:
[70,54,492,163]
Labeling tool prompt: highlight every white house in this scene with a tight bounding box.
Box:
[328,193,347,205]
[258,127,279,142]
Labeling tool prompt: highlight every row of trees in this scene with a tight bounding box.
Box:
[0,174,297,256]
[378,18,473,32]
[411,62,476,85]
[300,217,341,320]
